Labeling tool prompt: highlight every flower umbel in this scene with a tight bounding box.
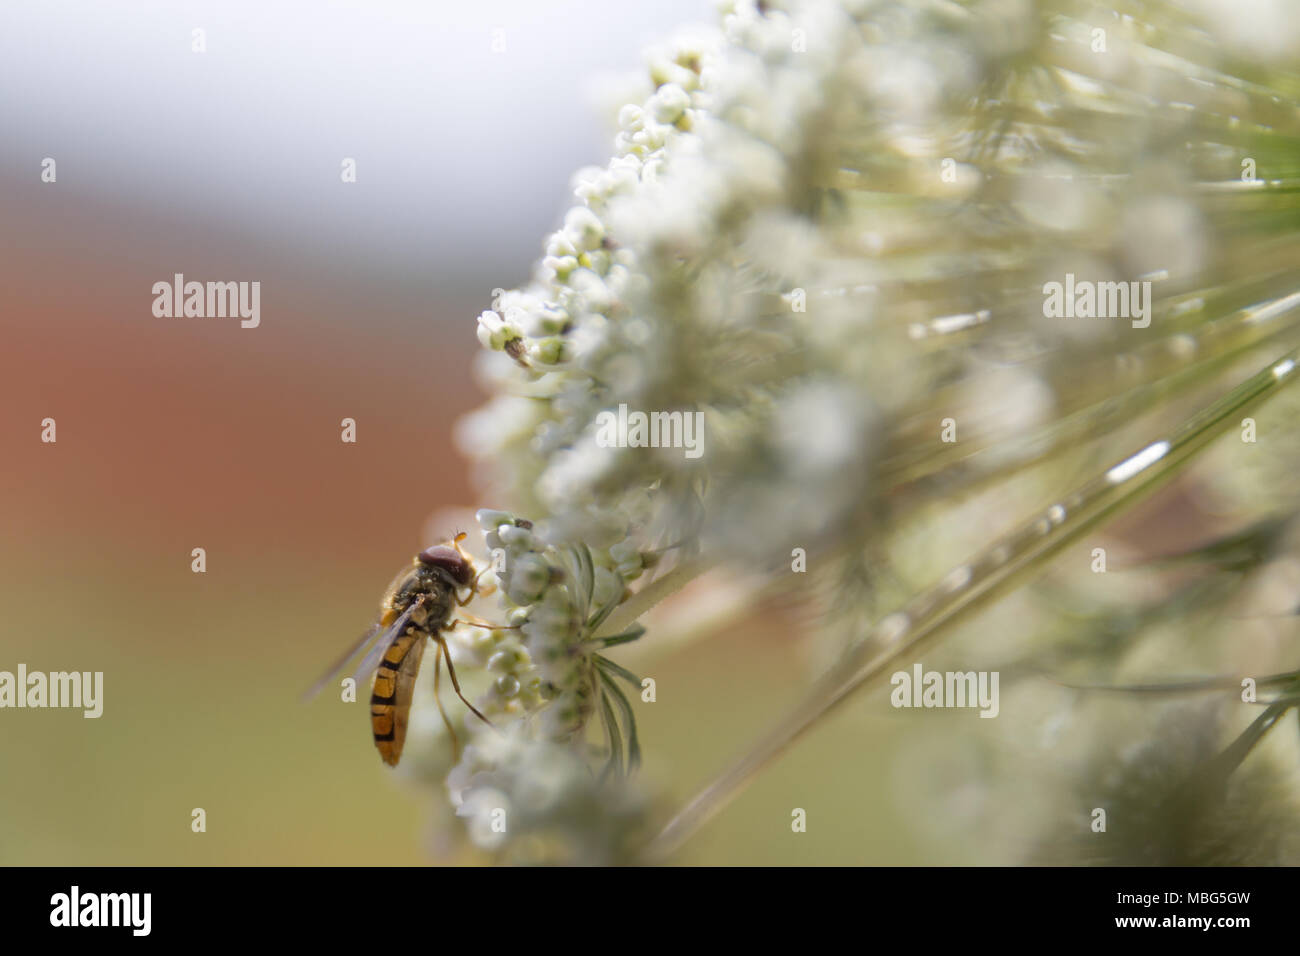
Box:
[439,0,1300,862]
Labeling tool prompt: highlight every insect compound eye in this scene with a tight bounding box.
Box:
[417,545,474,586]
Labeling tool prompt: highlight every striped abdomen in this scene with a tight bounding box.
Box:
[370,625,427,767]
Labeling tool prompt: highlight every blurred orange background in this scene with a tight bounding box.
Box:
[0,1,727,865]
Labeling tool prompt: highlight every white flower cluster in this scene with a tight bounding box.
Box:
[476,508,629,736]
[446,0,1300,859]
[461,0,1300,581]
[447,725,648,865]
[460,0,918,567]
[437,508,649,861]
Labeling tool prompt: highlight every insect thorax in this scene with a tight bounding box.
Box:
[391,564,459,631]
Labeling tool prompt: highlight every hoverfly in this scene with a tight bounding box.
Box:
[307,533,500,766]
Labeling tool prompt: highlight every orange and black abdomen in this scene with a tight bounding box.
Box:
[370,627,427,767]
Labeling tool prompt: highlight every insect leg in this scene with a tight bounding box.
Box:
[452,614,520,631]
[469,563,498,598]
[438,636,497,729]
[432,640,460,760]
[456,584,490,607]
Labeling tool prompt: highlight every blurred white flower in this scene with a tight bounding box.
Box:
[439,0,1300,862]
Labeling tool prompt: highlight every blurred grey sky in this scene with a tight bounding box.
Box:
[0,0,714,290]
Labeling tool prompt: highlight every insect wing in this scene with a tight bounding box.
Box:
[303,620,384,701]
[349,600,421,687]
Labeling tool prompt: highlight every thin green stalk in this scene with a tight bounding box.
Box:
[594,556,717,643]
[646,347,1300,861]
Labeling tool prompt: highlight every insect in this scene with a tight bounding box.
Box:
[307,533,500,766]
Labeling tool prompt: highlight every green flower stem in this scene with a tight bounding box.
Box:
[883,286,1300,500]
[594,556,718,644]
